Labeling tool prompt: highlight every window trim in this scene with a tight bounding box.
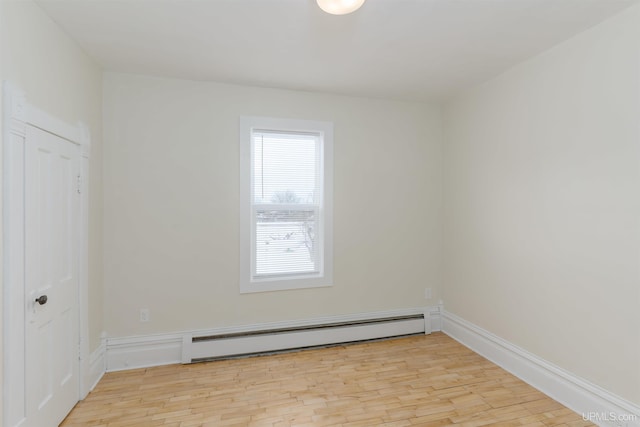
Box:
[239,116,333,294]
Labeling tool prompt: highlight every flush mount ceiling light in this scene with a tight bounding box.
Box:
[317,0,366,15]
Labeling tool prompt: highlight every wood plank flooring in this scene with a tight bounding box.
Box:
[61,333,593,427]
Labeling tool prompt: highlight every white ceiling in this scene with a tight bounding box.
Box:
[36,0,637,101]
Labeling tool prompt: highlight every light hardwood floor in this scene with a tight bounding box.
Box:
[61,333,593,427]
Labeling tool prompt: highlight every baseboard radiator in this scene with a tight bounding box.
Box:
[186,314,427,363]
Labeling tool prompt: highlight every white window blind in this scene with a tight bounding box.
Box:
[252,131,321,278]
[240,116,333,293]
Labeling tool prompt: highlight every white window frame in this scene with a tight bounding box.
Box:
[240,116,333,293]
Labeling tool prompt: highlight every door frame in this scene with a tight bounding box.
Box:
[2,82,91,427]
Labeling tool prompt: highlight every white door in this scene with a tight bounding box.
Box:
[24,125,81,427]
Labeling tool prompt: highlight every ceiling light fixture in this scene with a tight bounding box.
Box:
[317,0,366,15]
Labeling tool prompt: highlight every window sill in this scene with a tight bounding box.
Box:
[240,277,333,294]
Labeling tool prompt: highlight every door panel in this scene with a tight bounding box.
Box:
[25,125,80,427]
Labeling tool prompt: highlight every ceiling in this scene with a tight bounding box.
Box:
[36,0,637,101]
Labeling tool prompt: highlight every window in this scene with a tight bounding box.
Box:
[240,116,333,293]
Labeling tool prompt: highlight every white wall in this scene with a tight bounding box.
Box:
[1,0,104,351]
[443,4,640,405]
[103,72,442,337]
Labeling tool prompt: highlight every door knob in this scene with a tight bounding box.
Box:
[35,295,48,305]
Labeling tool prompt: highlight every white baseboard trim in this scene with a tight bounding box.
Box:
[106,307,440,372]
[87,334,106,392]
[429,304,442,332]
[442,310,640,427]
[106,333,183,372]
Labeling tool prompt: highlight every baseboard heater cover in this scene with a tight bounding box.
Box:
[188,314,426,363]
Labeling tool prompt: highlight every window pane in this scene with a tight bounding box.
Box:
[255,209,317,277]
[253,132,319,204]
